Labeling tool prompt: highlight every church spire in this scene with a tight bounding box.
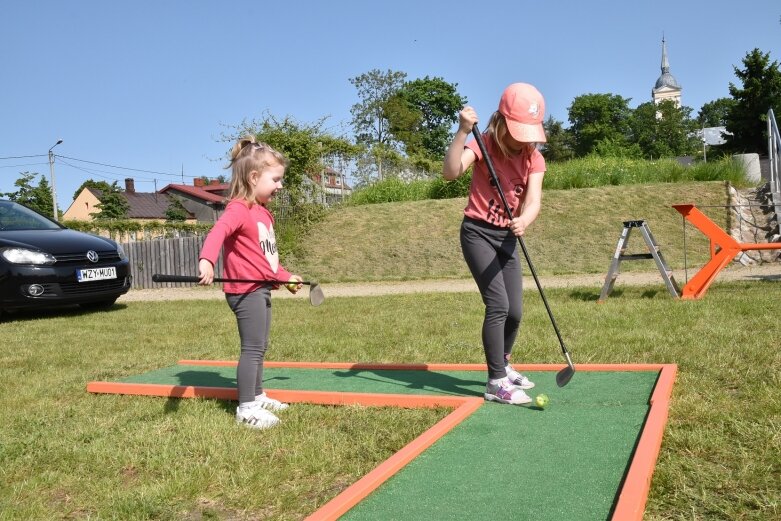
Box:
[652,34,681,108]
[661,35,670,74]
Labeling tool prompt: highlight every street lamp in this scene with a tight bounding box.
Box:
[48,139,63,221]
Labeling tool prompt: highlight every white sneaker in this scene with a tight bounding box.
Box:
[484,377,532,405]
[505,365,535,389]
[254,392,289,412]
[236,404,280,429]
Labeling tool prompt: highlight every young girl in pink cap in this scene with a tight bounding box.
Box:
[443,83,548,405]
[198,136,303,429]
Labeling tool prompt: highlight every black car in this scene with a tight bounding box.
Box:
[0,199,131,314]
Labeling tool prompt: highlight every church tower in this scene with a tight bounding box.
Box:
[652,36,682,108]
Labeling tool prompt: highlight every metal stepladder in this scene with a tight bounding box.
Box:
[598,220,680,302]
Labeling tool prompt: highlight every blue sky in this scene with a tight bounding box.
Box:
[2,1,779,213]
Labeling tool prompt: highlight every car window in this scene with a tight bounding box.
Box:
[0,201,62,231]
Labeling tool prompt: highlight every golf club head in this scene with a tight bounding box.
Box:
[309,283,325,306]
[556,351,575,387]
[555,366,575,387]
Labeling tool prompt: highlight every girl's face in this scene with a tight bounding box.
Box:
[250,162,285,203]
[503,133,528,154]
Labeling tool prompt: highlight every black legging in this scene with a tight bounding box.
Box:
[460,217,523,380]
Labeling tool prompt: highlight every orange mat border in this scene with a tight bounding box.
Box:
[87,362,676,521]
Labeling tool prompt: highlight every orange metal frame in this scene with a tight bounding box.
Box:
[673,204,781,299]
[87,361,677,521]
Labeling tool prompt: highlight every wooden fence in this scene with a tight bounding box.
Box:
[122,236,222,289]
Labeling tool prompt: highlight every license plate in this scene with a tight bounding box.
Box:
[77,267,117,282]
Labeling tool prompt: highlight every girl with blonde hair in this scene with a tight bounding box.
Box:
[443,83,548,405]
[198,135,302,429]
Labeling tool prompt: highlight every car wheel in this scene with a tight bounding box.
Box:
[79,298,118,310]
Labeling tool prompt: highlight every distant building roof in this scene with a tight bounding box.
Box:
[87,185,195,220]
[124,192,183,219]
[160,183,228,203]
[698,127,731,146]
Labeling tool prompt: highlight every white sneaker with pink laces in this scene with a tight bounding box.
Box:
[505,364,535,389]
[484,377,532,405]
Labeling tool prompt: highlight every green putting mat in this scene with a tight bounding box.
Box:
[118,364,659,520]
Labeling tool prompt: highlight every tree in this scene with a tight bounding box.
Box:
[567,93,633,156]
[724,48,781,153]
[629,100,699,159]
[73,180,120,201]
[2,172,54,216]
[349,69,407,148]
[541,116,575,161]
[386,76,466,160]
[224,113,361,204]
[698,98,736,127]
[92,190,129,220]
[165,196,189,222]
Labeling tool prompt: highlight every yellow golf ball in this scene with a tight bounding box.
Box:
[534,393,549,408]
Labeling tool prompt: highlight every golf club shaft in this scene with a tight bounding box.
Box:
[152,274,313,285]
[470,125,571,359]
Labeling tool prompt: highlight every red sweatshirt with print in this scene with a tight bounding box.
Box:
[199,199,292,294]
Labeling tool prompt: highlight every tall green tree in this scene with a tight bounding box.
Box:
[698,98,736,127]
[349,69,407,148]
[567,93,633,156]
[386,76,466,160]
[2,172,54,217]
[541,116,575,161]
[724,48,781,153]
[629,100,699,159]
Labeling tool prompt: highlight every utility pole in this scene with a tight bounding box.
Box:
[48,139,63,221]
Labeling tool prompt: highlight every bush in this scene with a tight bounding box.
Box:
[544,156,749,190]
[347,178,431,205]
[428,171,472,199]
[344,156,750,206]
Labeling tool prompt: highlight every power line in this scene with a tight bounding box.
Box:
[57,158,153,182]
[0,154,48,160]
[0,162,49,169]
[55,154,179,177]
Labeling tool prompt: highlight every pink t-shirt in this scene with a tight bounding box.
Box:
[199,199,292,294]
[464,134,546,228]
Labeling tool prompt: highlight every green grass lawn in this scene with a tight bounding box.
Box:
[1,279,779,519]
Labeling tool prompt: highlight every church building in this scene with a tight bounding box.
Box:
[652,37,682,108]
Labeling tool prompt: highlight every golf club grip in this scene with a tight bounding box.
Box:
[470,126,570,356]
[152,274,311,285]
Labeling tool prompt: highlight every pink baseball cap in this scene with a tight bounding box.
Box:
[498,83,547,143]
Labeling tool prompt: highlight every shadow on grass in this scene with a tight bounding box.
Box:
[0,303,128,322]
[163,369,292,415]
[569,290,605,302]
[333,369,485,397]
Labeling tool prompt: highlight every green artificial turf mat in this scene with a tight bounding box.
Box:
[116,364,660,519]
[342,401,650,521]
[120,364,657,404]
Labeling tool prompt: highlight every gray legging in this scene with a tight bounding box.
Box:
[226,286,272,404]
[460,217,523,380]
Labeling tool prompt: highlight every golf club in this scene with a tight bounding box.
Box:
[151,274,325,306]
[471,125,575,387]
